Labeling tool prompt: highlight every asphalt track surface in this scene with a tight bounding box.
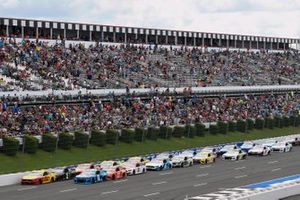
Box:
[1,147,300,200]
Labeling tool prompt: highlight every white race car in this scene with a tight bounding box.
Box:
[171,155,193,167]
[271,142,292,153]
[221,149,247,161]
[248,145,271,156]
[218,145,238,156]
[123,162,146,175]
[145,158,172,171]
[240,142,256,152]
[261,139,278,148]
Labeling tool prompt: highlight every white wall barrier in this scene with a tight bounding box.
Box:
[0,172,30,187]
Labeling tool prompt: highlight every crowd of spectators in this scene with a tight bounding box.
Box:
[0,92,298,138]
[0,37,299,92]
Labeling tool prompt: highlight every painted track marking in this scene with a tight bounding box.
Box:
[102,190,119,195]
[144,192,160,197]
[17,186,37,191]
[268,160,278,164]
[196,173,209,177]
[194,182,207,187]
[235,175,248,179]
[152,181,167,185]
[160,171,173,176]
[271,168,282,172]
[114,179,128,183]
[60,188,77,193]
[235,166,246,170]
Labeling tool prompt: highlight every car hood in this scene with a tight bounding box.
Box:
[22,175,40,180]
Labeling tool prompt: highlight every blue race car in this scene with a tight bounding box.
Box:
[74,169,107,184]
[145,157,172,171]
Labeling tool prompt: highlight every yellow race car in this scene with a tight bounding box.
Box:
[193,152,217,165]
[21,170,56,185]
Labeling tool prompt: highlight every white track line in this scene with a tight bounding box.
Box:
[101,190,119,195]
[152,181,167,185]
[160,171,173,176]
[114,179,128,183]
[268,160,279,164]
[271,168,282,172]
[235,175,248,179]
[196,173,209,177]
[17,186,37,191]
[200,165,212,169]
[144,192,160,197]
[194,182,207,187]
[60,188,77,193]
[235,166,246,170]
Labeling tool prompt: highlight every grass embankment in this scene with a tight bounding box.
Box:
[0,126,299,174]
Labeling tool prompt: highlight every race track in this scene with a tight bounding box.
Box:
[1,147,300,200]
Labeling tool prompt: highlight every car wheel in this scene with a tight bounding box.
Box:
[159,166,163,171]
[133,170,136,175]
[51,177,55,182]
[242,155,246,159]
[123,173,126,178]
[189,162,193,166]
[39,179,43,185]
[213,158,216,162]
[181,163,184,168]
[112,175,116,180]
[283,148,286,153]
[142,168,146,173]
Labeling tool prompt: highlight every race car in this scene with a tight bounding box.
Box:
[240,142,256,152]
[100,160,121,169]
[145,158,172,171]
[123,162,146,175]
[248,145,271,156]
[75,163,95,175]
[74,169,107,184]
[221,149,247,161]
[200,147,219,155]
[49,165,77,181]
[105,166,127,180]
[21,170,56,185]
[126,156,149,165]
[171,155,193,167]
[217,144,238,156]
[271,142,292,153]
[193,152,217,164]
[260,139,278,148]
[280,136,300,146]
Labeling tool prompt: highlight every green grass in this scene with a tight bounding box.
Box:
[0,126,299,174]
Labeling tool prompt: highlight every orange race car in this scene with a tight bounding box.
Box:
[105,166,127,181]
[21,170,56,185]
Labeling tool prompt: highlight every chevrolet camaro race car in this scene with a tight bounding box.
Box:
[49,166,77,181]
[123,162,146,175]
[21,170,56,185]
[145,158,172,171]
[221,149,247,161]
[171,155,193,167]
[271,142,292,153]
[74,169,107,184]
[248,145,271,156]
[193,152,216,164]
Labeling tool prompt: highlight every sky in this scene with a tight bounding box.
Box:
[0,0,299,38]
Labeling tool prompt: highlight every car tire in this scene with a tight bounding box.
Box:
[112,175,116,180]
[51,177,55,182]
[159,166,163,171]
[142,168,146,173]
[213,158,216,162]
[39,179,43,185]
[181,163,184,168]
[123,173,126,178]
[205,159,208,164]
[133,170,136,175]
[189,162,193,166]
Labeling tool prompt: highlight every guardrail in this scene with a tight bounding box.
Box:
[0,85,299,98]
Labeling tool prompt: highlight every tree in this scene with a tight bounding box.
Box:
[42,133,57,152]
[134,128,146,142]
[209,124,218,135]
[3,137,19,156]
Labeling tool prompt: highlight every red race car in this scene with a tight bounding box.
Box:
[105,166,127,181]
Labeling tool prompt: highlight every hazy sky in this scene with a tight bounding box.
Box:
[0,0,299,38]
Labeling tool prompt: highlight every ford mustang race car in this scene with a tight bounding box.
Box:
[145,158,172,171]
[271,142,292,153]
[193,152,217,164]
[49,166,77,181]
[240,142,256,152]
[127,156,149,164]
[21,170,56,185]
[74,169,107,184]
[105,166,127,180]
[218,145,238,156]
[171,155,193,167]
[100,160,121,169]
[248,145,271,156]
[221,149,247,161]
[123,162,146,175]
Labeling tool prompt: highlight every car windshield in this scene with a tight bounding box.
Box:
[77,164,91,169]
[221,145,235,150]
[28,172,43,176]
